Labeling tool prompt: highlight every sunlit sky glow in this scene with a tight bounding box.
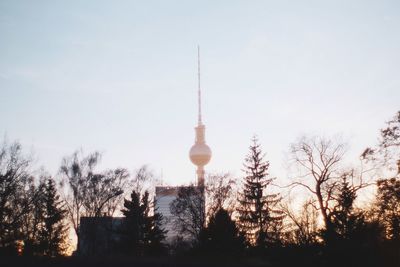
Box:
[1,0,399,186]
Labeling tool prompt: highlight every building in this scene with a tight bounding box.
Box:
[154,186,180,243]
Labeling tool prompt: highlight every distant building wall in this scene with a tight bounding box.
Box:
[155,186,180,243]
[155,185,205,244]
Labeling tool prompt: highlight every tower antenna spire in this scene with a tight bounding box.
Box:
[197,45,202,125]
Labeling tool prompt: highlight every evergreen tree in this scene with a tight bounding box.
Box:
[376,177,400,241]
[38,178,68,256]
[0,140,34,254]
[121,190,143,254]
[20,179,45,256]
[144,206,167,255]
[324,174,366,244]
[199,208,244,257]
[237,137,284,247]
[121,190,166,256]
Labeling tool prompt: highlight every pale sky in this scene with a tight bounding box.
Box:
[1,0,399,186]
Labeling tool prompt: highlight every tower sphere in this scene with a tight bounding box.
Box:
[189,143,212,167]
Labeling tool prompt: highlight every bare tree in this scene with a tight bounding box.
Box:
[0,140,34,249]
[82,168,129,217]
[102,168,130,216]
[131,165,154,195]
[205,172,236,218]
[59,150,100,239]
[289,136,346,232]
[378,111,400,173]
[281,199,319,246]
[170,186,205,242]
[59,150,129,252]
[362,111,400,175]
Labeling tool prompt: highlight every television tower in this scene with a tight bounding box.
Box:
[189,46,212,187]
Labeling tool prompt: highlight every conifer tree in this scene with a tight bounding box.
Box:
[200,208,244,257]
[121,190,166,255]
[144,205,167,255]
[237,137,284,247]
[324,173,365,244]
[121,190,143,254]
[38,178,68,256]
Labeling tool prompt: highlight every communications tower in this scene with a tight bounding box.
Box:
[189,46,212,187]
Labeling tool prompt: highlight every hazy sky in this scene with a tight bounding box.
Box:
[1,0,399,186]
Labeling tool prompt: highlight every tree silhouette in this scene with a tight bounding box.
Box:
[379,111,400,174]
[59,151,101,245]
[205,173,236,218]
[289,136,345,235]
[376,177,400,241]
[237,137,284,247]
[199,208,244,257]
[19,177,43,256]
[81,168,129,217]
[60,150,129,252]
[362,110,400,242]
[282,199,319,246]
[321,172,366,245]
[121,190,166,256]
[0,140,33,253]
[38,177,68,256]
[170,186,205,243]
[362,111,400,175]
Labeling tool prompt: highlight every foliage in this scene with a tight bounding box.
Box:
[380,111,400,173]
[199,208,245,257]
[19,177,43,255]
[0,139,69,256]
[121,190,167,256]
[237,137,284,247]
[320,172,367,245]
[362,110,400,174]
[0,140,34,252]
[2,111,400,263]
[361,110,400,242]
[376,177,400,241]
[35,177,68,256]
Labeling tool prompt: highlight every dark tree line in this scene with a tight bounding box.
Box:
[1,110,400,266]
[0,141,67,256]
[165,111,400,266]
